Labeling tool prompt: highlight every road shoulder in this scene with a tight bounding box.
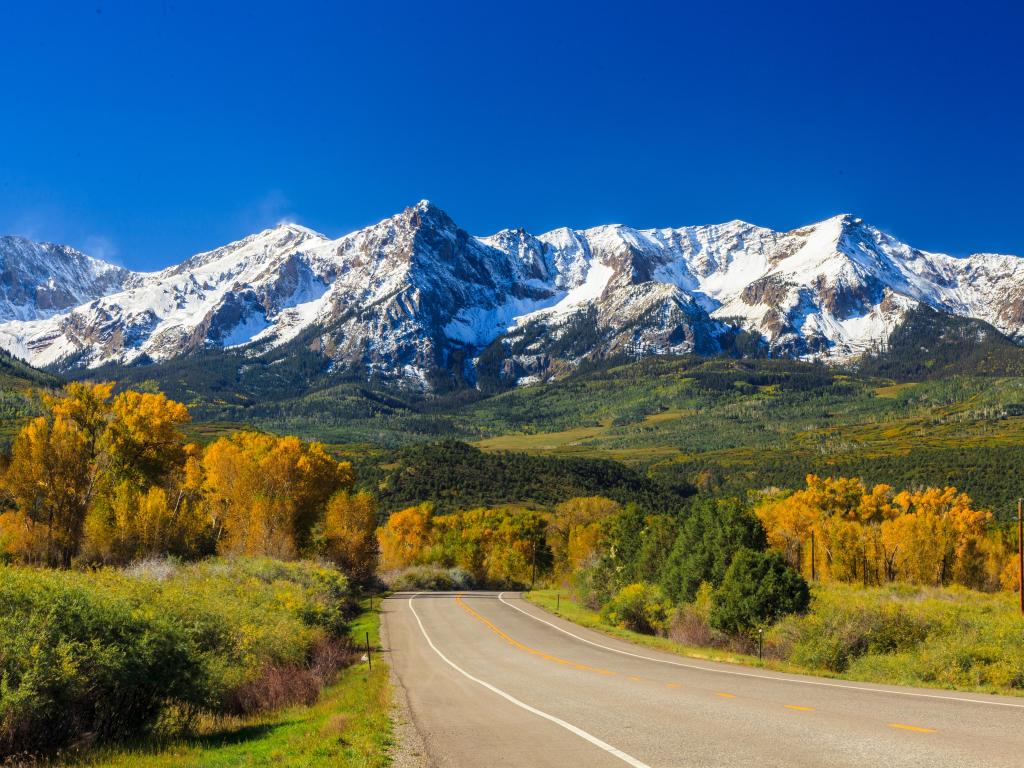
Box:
[380,601,432,768]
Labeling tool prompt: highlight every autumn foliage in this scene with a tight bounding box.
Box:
[376,503,548,587]
[755,475,1003,590]
[0,383,375,578]
[201,431,352,558]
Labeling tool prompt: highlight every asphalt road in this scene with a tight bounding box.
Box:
[381,591,1024,768]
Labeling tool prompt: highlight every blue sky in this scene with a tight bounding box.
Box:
[1,0,1022,269]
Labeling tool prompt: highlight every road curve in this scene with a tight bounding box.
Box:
[381,591,1024,767]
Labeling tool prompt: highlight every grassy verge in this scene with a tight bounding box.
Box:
[525,588,766,668]
[526,586,1024,697]
[82,601,392,768]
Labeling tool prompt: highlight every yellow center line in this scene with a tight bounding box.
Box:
[889,723,936,734]
[455,594,618,678]
[454,595,945,739]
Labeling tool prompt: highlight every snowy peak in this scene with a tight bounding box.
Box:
[2,205,1024,390]
[171,221,328,275]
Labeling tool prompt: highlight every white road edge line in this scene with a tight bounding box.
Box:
[407,593,651,768]
[497,592,1024,710]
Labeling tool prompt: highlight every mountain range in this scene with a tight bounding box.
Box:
[1,201,1022,390]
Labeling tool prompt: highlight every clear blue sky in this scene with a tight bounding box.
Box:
[2,0,1022,269]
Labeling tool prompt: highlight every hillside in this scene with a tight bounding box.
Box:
[0,348,60,446]
[856,304,1024,379]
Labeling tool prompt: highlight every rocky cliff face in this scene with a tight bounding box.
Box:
[2,203,1023,389]
[0,236,139,322]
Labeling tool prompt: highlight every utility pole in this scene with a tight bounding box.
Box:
[810,530,816,582]
[1018,498,1023,616]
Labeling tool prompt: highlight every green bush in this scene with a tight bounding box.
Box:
[773,595,935,672]
[0,558,352,757]
[600,582,671,635]
[382,565,473,591]
[0,568,203,754]
[710,549,809,636]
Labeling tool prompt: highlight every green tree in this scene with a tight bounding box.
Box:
[659,499,767,603]
[709,549,810,636]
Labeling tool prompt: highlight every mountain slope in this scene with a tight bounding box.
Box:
[856,305,1024,379]
[0,236,138,322]
[3,204,1024,390]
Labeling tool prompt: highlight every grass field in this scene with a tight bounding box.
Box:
[82,603,393,768]
[475,422,609,452]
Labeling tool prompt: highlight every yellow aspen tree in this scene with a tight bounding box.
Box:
[376,503,434,570]
[323,491,379,583]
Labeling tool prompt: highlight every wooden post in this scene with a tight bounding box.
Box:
[366,631,372,671]
[557,593,560,612]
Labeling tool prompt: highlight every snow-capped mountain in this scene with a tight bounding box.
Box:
[0,236,139,322]
[2,202,1023,389]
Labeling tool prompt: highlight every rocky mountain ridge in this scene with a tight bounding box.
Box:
[1,202,1022,389]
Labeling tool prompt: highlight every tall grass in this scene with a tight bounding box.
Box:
[770,583,1024,692]
[0,558,355,759]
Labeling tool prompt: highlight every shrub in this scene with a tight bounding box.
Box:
[773,598,934,672]
[381,565,474,591]
[668,582,730,648]
[0,568,203,754]
[0,557,353,758]
[767,583,1022,688]
[600,582,671,635]
[710,549,810,636]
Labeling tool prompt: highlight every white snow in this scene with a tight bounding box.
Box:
[4,202,1024,379]
[223,313,272,348]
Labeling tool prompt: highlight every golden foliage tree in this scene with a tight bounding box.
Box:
[881,487,990,587]
[1,382,193,566]
[377,503,434,570]
[0,383,376,571]
[322,491,379,584]
[547,496,620,576]
[755,475,992,589]
[429,506,547,586]
[80,478,212,564]
[4,414,93,566]
[202,431,353,558]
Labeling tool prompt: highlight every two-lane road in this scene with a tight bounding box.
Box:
[382,591,1024,767]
